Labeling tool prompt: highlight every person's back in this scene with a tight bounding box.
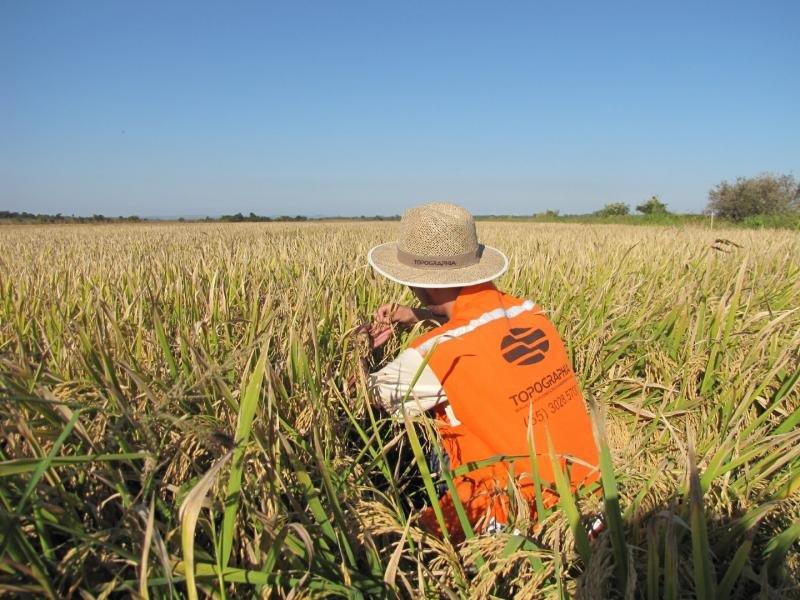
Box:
[365,202,599,537]
[408,283,598,535]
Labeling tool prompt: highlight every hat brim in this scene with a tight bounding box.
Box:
[368,242,508,288]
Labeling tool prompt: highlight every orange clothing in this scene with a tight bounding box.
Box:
[409,283,599,537]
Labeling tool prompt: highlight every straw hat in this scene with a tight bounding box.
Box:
[368,203,508,288]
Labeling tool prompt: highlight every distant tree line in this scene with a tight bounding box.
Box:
[317,215,401,221]
[219,213,402,221]
[0,211,142,223]
[6,172,798,229]
[219,212,309,222]
[1,211,404,224]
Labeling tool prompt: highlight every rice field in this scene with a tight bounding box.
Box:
[0,221,798,599]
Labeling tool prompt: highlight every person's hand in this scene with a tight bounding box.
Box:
[369,303,417,348]
[369,326,393,348]
[373,303,418,328]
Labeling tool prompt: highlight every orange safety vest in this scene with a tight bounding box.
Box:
[410,282,599,537]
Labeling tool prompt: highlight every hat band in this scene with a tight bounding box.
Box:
[397,246,481,270]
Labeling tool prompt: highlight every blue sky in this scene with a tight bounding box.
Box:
[2,1,798,217]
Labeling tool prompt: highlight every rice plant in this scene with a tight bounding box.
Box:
[0,221,797,598]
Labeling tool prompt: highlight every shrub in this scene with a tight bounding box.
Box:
[707,173,799,221]
[636,196,669,215]
[595,202,630,217]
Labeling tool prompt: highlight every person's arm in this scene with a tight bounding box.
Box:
[367,348,448,416]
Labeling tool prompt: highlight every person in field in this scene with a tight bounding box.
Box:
[366,202,601,538]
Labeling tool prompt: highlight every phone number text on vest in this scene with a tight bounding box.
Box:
[509,363,579,419]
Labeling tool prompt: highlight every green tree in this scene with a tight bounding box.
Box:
[534,209,560,218]
[595,202,630,217]
[707,173,799,221]
[636,196,669,215]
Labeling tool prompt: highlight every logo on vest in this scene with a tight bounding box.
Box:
[500,327,549,366]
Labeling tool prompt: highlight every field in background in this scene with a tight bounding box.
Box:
[1,222,798,598]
